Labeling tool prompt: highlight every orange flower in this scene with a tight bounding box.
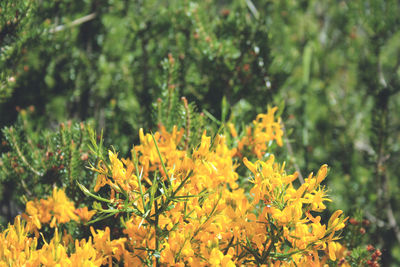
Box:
[23,187,78,229]
[75,207,97,223]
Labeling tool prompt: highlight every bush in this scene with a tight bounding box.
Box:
[1,0,399,265]
[1,106,353,266]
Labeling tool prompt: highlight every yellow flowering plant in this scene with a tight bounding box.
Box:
[0,104,351,266]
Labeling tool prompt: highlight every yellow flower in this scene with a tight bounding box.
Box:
[210,248,233,267]
[23,187,78,229]
[74,207,97,223]
[69,238,103,267]
[90,226,127,265]
[50,187,79,226]
[236,107,283,159]
[0,216,39,266]
[81,108,347,265]
[303,187,332,211]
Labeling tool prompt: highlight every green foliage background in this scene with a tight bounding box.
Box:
[1,0,400,265]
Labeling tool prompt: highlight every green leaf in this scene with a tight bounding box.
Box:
[151,133,171,185]
[302,43,313,86]
[221,96,229,123]
[76,181,111,203]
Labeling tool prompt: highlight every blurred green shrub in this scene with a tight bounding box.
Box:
[1,0,400,265]
[0,108,96,223]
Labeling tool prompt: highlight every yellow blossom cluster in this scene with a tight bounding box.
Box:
[0,216,103,266]
[0,107,348,266]
[234,106,284,159]
[23,187,96,231]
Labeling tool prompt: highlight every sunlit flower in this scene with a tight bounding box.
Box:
[0,108,348,266]
[75,207,97,223]
[23,187,78,229]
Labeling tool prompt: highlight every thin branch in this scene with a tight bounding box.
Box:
[364,211,385,228]
[372,84,400,245]
[378,61,387,88]
[49,13,97,33]
[245,0,259,20]
[181,96,190,151]
[365,208,400,244]
[20,179,33,197]
[386,201,400,243]
[9,128,43,177]
[281,122,304,184]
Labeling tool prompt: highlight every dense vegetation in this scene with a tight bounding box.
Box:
[1,0,399,265]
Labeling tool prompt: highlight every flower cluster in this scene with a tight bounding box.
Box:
[0,216,103,266]
[23,187,77,229]
[22,187,96,231]
[234,106,284,159]
[0,107,348,266]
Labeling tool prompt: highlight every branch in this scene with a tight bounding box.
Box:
[365,209,400,243]
[181,96,190,151]
[386,200,400,243]
[9,128,43,177]
[364,211,385,228]
[245,0,260,20]
[378,61,387,88]
[20,179,33,197]
[372,85,400,245]
[281,122,304,184]
[49,13,97,33]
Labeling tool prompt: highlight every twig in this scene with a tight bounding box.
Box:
[49,13,97,33]
[20,179,33,197]
[281,122,304,184]
[181,96,190,151]
[386,200,400,243]
[245,0,259,20]
[378,61,387,88]
[9,128,43,177]
[365,209,400,244]
[364,211,385,228]
[372,85,400,244]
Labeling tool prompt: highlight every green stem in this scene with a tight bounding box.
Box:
[9,128,43,177]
